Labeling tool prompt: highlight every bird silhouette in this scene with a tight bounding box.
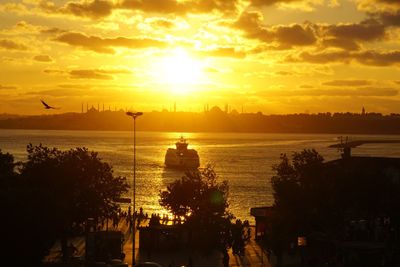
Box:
[40,100,59,109]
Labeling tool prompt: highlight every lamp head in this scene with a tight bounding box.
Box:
[126,111,143,118]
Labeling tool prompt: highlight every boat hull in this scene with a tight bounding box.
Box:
[165,148,200,169]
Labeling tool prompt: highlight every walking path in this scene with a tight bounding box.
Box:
[126,219,271,267]
[44,218,271,267]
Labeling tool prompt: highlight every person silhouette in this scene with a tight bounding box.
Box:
[223,250,229,267]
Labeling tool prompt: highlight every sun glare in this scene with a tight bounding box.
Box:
[151,48,205,94]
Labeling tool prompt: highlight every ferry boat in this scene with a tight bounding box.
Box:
[165,136,200,169]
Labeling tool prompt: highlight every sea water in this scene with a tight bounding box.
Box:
[2,129,400,223]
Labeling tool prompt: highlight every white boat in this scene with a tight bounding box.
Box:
[165,136,200,169]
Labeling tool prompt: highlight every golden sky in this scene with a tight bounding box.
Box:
[1,0,400,115]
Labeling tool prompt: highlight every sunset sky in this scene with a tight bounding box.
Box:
[1,0,400,115]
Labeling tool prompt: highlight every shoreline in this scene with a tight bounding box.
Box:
[2,127,400,136]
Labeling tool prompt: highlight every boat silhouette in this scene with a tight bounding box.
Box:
[164,136,200,169]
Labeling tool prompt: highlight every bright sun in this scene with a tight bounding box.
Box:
[151,48,205,94]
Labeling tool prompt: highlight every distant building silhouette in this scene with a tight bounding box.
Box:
[88,106,97,113]
[3,109,400,133]
[209,106,223,114]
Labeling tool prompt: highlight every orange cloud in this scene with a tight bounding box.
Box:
[147,18,177,29]
[248,0,325,11]
[261,87,398,97]
[43,69,64,75]
[249,0,304,6]
[234,11,394,53]
[318,19,390,51]
[233,12,317,48]
[322,80,373,86]
[40,27,67,35]
[44,68,132,80]
[288,50,400,66]
[321,38,360,51]
[69,69,114,80]
[37,0,239,19]
[0,39,28,50]
[324,19,385,42]
[33,55,53,62]
[63,0,113,19]
[118,0,238,15]
[53,32,168,53]
[376,10,400,26]
[197,47,246,58]
[356,0,400,12]
[0,85,17,90]
[355,50,400,66]
[152,19,175,29]
[38,0,113,19]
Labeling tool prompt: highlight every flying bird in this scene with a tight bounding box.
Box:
[40,100,59,109]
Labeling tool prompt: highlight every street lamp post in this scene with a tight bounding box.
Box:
[126,111,143,266]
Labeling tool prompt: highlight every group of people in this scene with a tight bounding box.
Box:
[93,207,253,267]
[345,216,395,242]
[232,219,251,256]
[91,206,191,232]
[148,213,185,226]
[94,206,150,231]
[106,206,183,230]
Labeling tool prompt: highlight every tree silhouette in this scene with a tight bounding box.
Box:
[160,165,230,221]
[159,165,249,254]
[0,145,128,265]
[269,150,326,249]
[268,149,400,265]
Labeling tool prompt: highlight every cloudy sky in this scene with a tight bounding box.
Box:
[1,0,399,115]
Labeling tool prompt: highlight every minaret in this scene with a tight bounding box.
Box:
[362,107,365,115]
